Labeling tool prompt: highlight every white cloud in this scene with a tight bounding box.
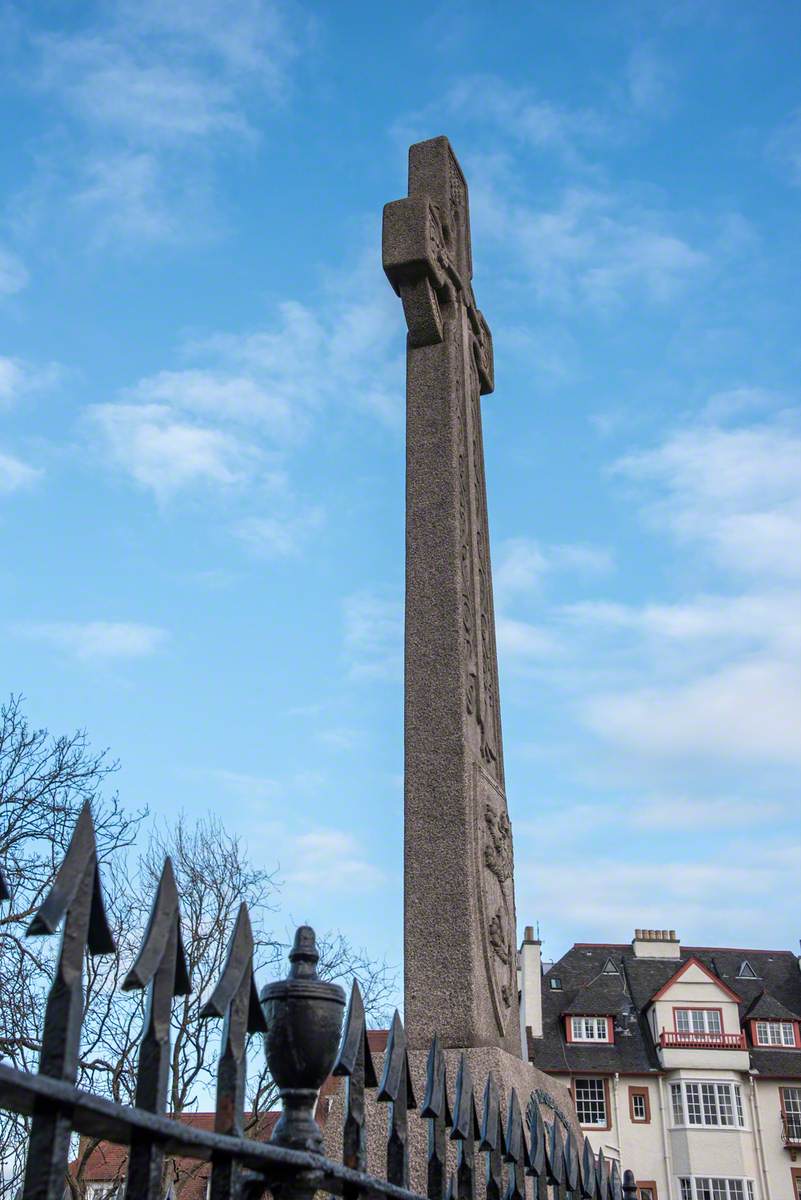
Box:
[583,657,801,765]
[496,617,562,662]
[74,153,177,242]
[18,620,167,660]
[627,45,677,115]
[234,508,323,557]
[471,176,706,310]
[90,402,256,497]
[0,450,42,492]
[343,590,402,680]
[495,537,612,601]
[767,106,801,188]
[614,418,801,578]
[0,356,62,406]
[286,829,384,892]
[0,248,28,295]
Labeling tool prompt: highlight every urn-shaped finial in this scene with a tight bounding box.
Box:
[261,925,346,1154]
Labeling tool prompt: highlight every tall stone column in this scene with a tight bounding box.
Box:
[383,136,520,1056]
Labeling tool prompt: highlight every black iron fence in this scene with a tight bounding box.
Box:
[0,804,640,1200]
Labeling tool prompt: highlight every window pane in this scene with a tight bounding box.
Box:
[686,1084,702,1125]
[756,1021,768,1044]
[671,1083,684,1125]
[632,1094,646,1120]
[679,1182,693,1200]
[696,1180,712,1200]
[596,1018,608,1040]
[701,1083,718,1125]
[706,1010,722,1033]
[710,1182,726,1200]
[575,1078,607,1126]
[734,1086,744,1128]
[716,1083,733,1126]
[783,1023,795,1046]
[691,1010,706,1033]
[676,1010,691,1032]
[728,1183,744,1200]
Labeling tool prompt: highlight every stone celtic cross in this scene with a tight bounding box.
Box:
[384,137,521,1056]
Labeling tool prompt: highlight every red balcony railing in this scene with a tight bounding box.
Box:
[660,1030,747,1050]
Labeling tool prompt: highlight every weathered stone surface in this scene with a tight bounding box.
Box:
[384,135,518,1055]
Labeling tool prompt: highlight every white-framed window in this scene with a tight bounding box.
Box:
[574,1077,607,1127]
[677,1179,754,1200]
[670,1081,745,1128]
[570,1016,611,1042]
[632,1093,647,1121]
[754,1020,795,1046]
[675,1008,722,1034]
[782,1086,801,1140]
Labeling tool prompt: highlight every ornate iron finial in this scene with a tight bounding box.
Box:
[622,1169,639,1200]
[261,926,346,1156]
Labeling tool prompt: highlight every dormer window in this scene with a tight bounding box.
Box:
[602,958,619,975]
[675,1008,722,1035]
[549,976,562,990]
[754,1020,797,1047]
[737,961,758,979]
[569,1016,612,1042]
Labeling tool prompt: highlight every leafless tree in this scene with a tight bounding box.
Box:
[0,697,396,1200]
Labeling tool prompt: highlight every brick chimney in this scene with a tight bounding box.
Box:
[518,924,543,1052]
[632,928,681,959]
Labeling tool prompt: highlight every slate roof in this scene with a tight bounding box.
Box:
[529,942,801,1080]
[744,990,801,1022]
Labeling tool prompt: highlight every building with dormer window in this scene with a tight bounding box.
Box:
[519,927,801,1200]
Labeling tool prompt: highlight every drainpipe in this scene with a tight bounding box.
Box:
[612,1073,624,1163]
[748,1072,770,1200]
[656,1076,674,1200]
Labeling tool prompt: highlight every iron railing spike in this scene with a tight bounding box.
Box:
[123,857,191,1200]
[579,1134,597,1199]
[563,1126,580,1195]
[526,1099,547,1180]
[200,903,266,1032]
[26,800,115,953]
[377,1010,415,1188]
[450,1054,478,1200]
[422,1035,451,1200]
[332,979,376,1175]
[19,803,115,1200]
[503,1088,529,1200]
[122,856,190,995]
[610,1159,623,1200]
[333,978,378,1088]
[596,1146,608,1200]
[546,1117,565,1188]
[479,1072,502,1200]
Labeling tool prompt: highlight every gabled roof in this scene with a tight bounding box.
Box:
[745,990,801,1022]
[530,941,801,1081]
[649,956,742,1003]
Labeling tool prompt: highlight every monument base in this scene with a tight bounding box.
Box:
[321,1043,579,1190]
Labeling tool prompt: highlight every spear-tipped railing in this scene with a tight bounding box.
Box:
[0,806,641,1200]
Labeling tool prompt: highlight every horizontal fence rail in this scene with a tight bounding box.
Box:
[0,803,640,1200]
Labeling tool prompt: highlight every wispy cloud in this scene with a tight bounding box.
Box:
[495,537,612,601]
[234,508,323,557]
[0,247,28,295]
[17,620,168,660]
[626,45,678,116]
[0,355,62,406]
[343,590,403,681]
[0,450,42,493]
[286,829,384,892]
[767,106,801,188]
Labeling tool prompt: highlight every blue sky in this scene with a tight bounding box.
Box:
[1,0,799,986]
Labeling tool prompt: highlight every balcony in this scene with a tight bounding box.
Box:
[783,1113,801,1159]
[660,1030,747,1050]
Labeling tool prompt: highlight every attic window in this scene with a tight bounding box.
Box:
[549,976,562,990]
[737,961,758,979]
[602,958,619,975]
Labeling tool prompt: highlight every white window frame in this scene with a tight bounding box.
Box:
[574,1077,608,1127]
[631,1092,647,1122]
[676,1178,754,1200]
[782,1086,801,1141]
[754,1020,795,1047]
[570,1016,611,1042]
[669,1081,746,1129]
[674,1008,722,1035]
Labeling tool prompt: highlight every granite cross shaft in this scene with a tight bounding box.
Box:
[383,136,521,1058]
